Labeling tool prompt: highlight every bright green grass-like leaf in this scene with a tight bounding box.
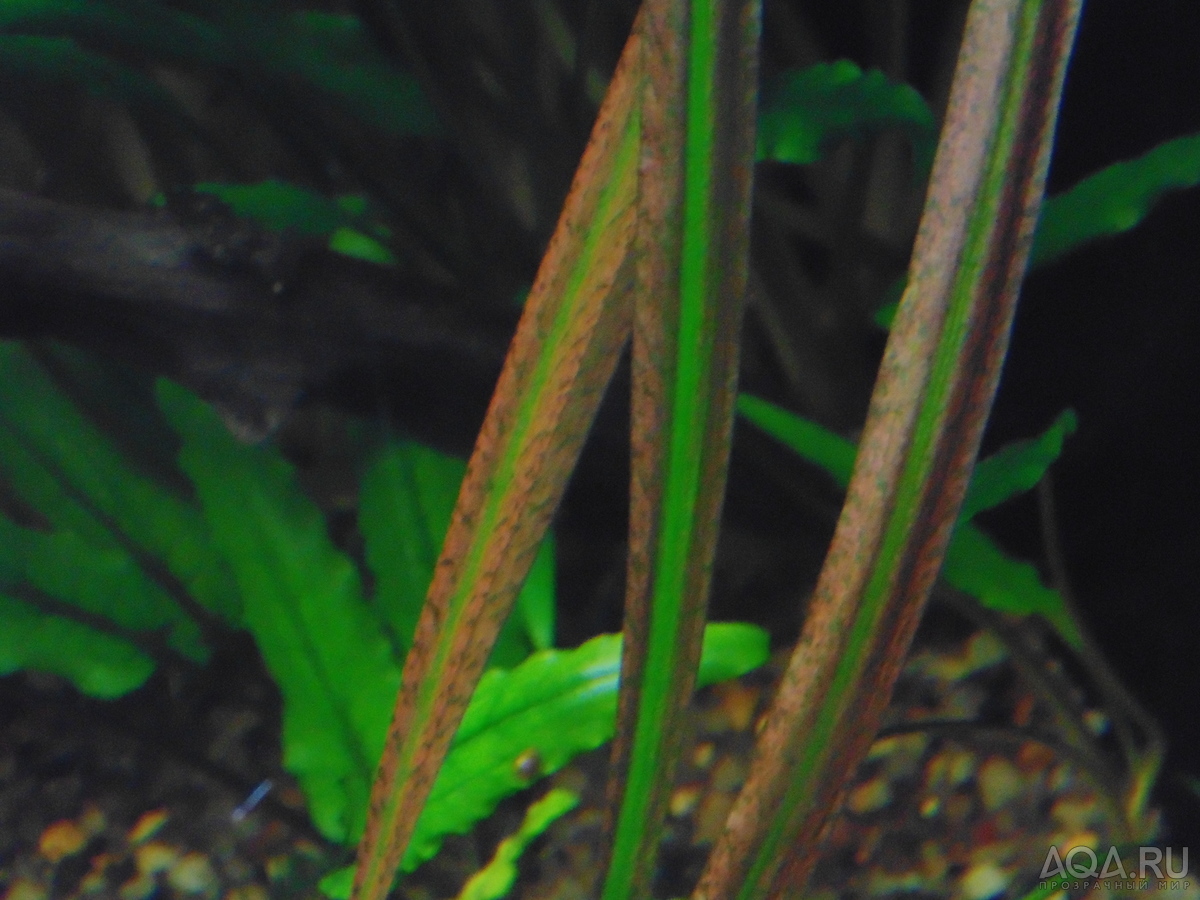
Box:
[756,60,937,174]
[321,623,767,896]
[358,441,555,668]
[158,379,400,844]
[452,789,581,900]
[1031,131,1200,267]
[0,343,240,627]
[737,394,1082,646]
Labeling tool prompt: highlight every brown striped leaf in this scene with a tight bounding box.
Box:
[349,16,646,899]
[600,1,761,898]
[693,1,1084,897]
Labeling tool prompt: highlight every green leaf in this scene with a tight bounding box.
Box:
[736,393,856,489]
[158,379,400,844]
[878,131,1200,328]
[0,343,240,629]
[0,0,233,67]
[413,626,763,869]
[358,440,555,668]
[163,181,399,266]
[961,410,1078,519]
[328,228,398,267]
[342,623,765,884]
[0,517,201,661]
[453,789,581,900]
[0,591,153,698]
[1032,131,1200,267]
[756,60,937,174]
[737,394,1082,648]
[264,12,438,138]
[944,524,1081,649]
[0,34,179,108]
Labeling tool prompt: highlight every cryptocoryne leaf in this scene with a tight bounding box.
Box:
[320,623,768,898]
[452,789,581,900]
[0,343,239,628]
[961,409,1077,519]
[1031,131,1200,267]
[738,397,1083,645]
[943,524,1081,647]
[159,379,400,844]
[756,59,937,174]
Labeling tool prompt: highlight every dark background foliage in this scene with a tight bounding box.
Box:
[981,0,1200,846]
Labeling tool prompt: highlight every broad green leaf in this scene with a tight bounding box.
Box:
[944,524,1081,648]
[453,789,580,900]
[1031,131,1200,267]
[358,441,555,668]
[961,409,1077,519]
[756,60,937,174]
[0,590,152,697]
[414,624,766,871]
[322,623,768,897]
[158,379,400,844]
[0,343,240,627]
[0,517,206,665]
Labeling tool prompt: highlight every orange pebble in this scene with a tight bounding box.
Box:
[38,819,87,862]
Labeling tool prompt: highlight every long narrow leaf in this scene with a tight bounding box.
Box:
[349,15,645,898]
[357,439,555,668]
[695,2,1083,896]
[601,1,760,897]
